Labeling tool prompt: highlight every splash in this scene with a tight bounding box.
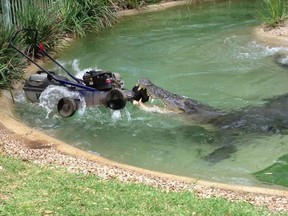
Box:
[224,35,288,60]
[39,85,86,118]
[69,58,101,80]
[53,58,100,80]
[110,108,132,124]
[111,110,122,122]
[14,90,28,103]
[72,59,96,79]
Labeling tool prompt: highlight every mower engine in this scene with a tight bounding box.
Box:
[83,70,124,90]
[80,70,130,111]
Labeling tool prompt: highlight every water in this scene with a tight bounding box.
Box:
[15,0,288,188]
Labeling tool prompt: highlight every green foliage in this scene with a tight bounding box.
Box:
[0,63,8,89]
[0,21,25,90]
[57,0,118,37]
[16,3,63,56]
[258,0,288,26]
[0,154,278,216]
[56,0,86,37]
[254,154,288,187]
[114,0,162,10]
[115,0,143,10]
[145,0,162,5]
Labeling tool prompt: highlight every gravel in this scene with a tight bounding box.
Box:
[0,123,287,213]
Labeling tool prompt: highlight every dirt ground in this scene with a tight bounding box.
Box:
[253,22,288,47]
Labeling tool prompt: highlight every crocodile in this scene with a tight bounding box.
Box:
[133,78,288,162]
[133,78,288,133]
[133,77,227,123]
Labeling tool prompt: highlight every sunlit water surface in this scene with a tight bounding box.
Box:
[15,0,288,188]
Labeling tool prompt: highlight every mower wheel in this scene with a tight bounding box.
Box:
[57,97,78,117]
[106,89,126,110]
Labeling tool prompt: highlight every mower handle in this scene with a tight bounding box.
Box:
[9,28,56,78]
[9,28,82,84]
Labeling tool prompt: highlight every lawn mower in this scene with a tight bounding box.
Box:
[10,29,148,117]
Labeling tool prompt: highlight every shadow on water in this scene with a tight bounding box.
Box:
[167,125,237,163]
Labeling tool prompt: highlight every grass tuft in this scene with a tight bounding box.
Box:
[0,21,25,90]
[258,0,288,27]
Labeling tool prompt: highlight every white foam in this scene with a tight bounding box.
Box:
[110,108,132,124]
[39,85,86,118]
[54,58,99,80]
[14,90,27,103]
[70,58,100,80]
[224,35,288,60]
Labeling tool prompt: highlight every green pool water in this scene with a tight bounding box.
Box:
[15,0,288,188]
